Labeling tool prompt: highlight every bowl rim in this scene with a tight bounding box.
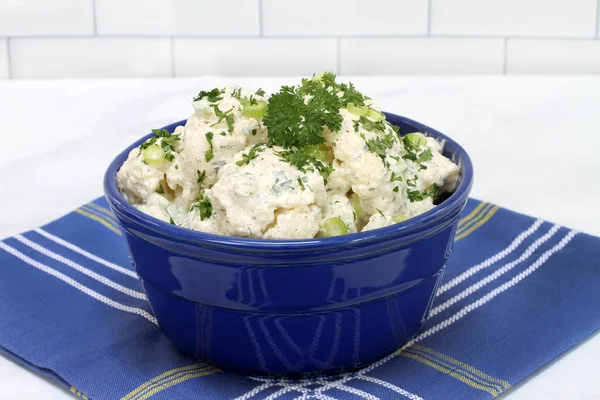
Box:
[104,112,473,250]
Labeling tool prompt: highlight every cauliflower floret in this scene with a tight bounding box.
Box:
[182,191,222,235]
[263,205,321,240]
[405,198,435,218]
[349,151,386,206]
[326,160,352,194]
[210,147,325,238]
[117,147,166,203]
[321,193,357,234]
[362,212,392,232]
[135,193,170,222]
[418,149,459,193]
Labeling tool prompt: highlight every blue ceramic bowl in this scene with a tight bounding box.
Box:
[104,112,473,377]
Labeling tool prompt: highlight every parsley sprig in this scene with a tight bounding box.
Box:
[264,72,343,148]
[140,129,181,162]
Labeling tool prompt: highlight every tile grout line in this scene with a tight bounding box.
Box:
[259,0,264,37]
[6,38,12,79]
[502,37,508,75]
[2,34,600,41]
[427,0,432,35]
[91,0,98,35]
[170,37,175,78]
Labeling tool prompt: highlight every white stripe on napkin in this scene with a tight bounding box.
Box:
[305,230,577,400]
[15,235,146,301]
[416,230,577,341]
[35,228,138,279]
[0,242,157,325]
[437,219,544,296]
[429,224,561,318]
[356,375,424,400]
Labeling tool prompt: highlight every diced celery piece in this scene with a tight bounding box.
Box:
[404,132,427,147]
[367,108,385,122]
[346,103,369,116]
[304,144,329,162]
[393,215,409,223]
[143,145,165,165]
[352,194,362,218]
[323,217,348,237]
[242,100,267,119]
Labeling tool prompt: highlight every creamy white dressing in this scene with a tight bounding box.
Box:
[117,79,460,239]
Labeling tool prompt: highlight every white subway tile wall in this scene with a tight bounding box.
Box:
[507,39,600,74]
[0,0,599,78]
[174,39,337,77]
[0,39,8,78]
[262,0,428,36]
[340,38,504,75]
[10,38,172,78]
[95,0,260,36]
[431,0,597,38]
[0,0,94,36]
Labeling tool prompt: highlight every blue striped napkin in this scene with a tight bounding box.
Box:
[1,197,599,400]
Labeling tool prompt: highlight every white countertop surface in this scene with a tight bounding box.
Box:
[0,76,598,399]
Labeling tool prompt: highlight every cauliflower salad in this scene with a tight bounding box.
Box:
[117,73,459,239]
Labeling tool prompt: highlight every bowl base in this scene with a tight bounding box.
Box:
[187,346,400,380]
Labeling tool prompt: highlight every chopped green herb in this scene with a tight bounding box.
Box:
[255,88,265,96]
[277,148,334,184]
[169,217,176,225]
[231,87,242,100]
[297,177,305,191]
[236,145,264,166]
[392,186,399,193]
[191,193,213,220]
[197,170,207,186]
[272,177,294,194]
[390,171,403,182]
[406,183,440,203]
[174,164,179,169]
[314,160,334,184]
[193,88,223,103]
[428,183,440,198]
[377,209,385,217]
[205,132,214,162]
[403,133,430,163]
[211,105,235,133]
[366,132,395,160]
[417,148,433,163]
[358,116,387,133]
